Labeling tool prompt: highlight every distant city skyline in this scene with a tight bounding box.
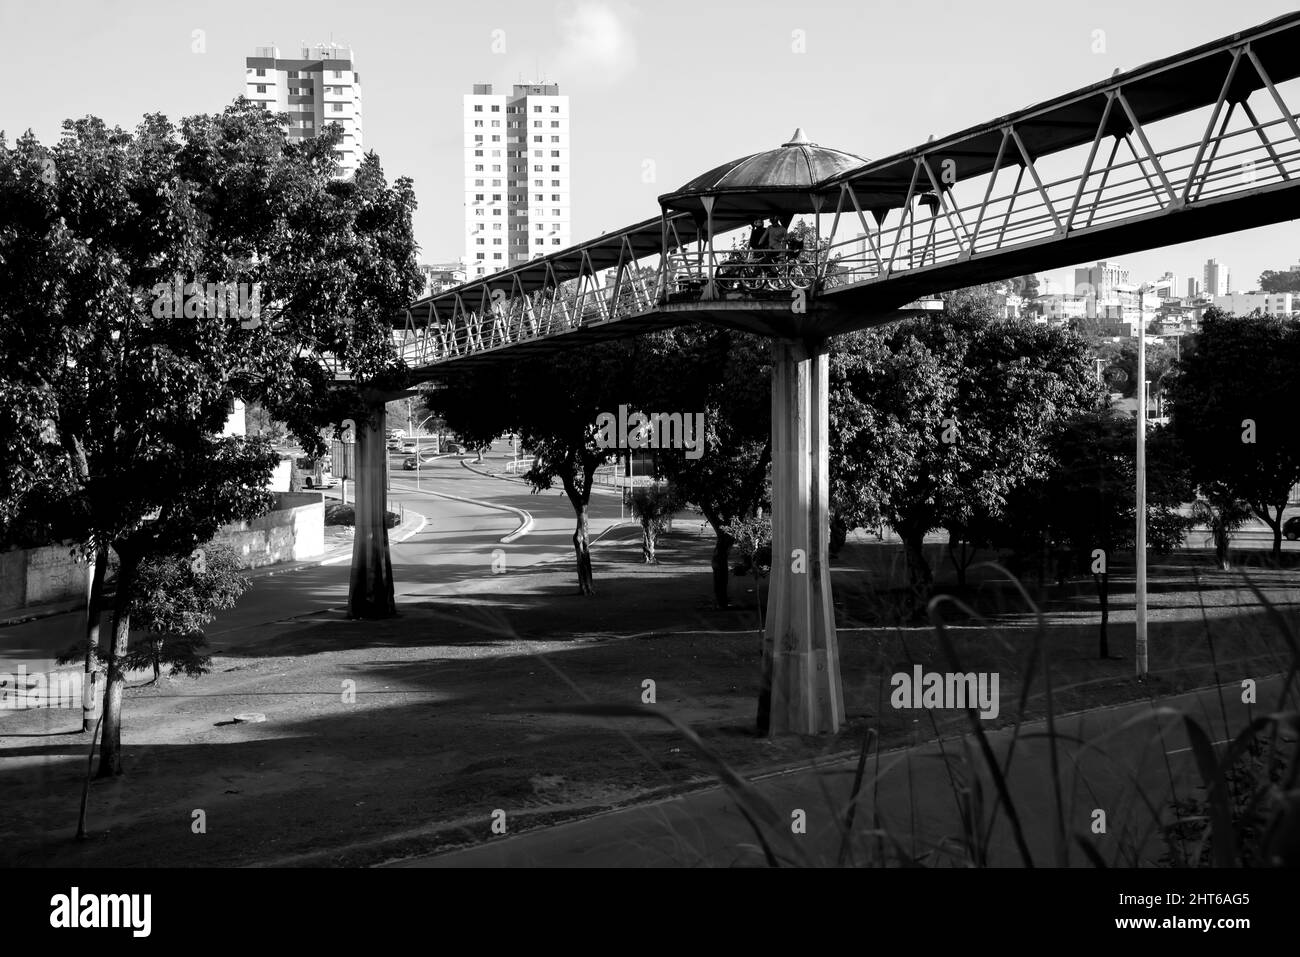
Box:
[3,0,1300,289]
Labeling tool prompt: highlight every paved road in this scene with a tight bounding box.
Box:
[392,675,1287,868]
[0,444,624,671]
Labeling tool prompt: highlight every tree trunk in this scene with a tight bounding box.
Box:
[901,529,933,612]
[97,547,136,779]
[641,523,656,564]
[710,528,734,608]
[1095,571,1109,658]
[573,506,595,595]
[82,543,108,733]
[1271,519,1283,565]
[1213,519,1231,571]
[947,531,969,589]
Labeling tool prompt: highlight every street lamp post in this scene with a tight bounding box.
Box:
[1136,290,1148,679]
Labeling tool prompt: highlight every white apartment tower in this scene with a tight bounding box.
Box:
[244,44,364,177]
[464,82,571,278]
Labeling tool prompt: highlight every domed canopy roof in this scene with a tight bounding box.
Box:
[659,129,868,217]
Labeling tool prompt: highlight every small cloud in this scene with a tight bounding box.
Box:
[555,1,638,81]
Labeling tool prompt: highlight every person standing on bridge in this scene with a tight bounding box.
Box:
[765,215,789,252]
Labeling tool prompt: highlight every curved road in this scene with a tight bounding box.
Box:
[1,443,625,669]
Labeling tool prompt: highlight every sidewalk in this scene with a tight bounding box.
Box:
[0,507,427,629]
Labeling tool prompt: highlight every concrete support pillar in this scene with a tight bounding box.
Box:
[760,337,845,735]
[348,403,396,619]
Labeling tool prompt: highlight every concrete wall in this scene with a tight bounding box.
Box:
[0,544,116,612]
[0,492,324,614]
[210,491,324,569]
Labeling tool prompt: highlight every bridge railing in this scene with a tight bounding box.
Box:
[818,56,1300,293]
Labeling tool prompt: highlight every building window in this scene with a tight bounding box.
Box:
[550,105,560,113]
[492,194,502,201]
[474,135,483,143]
[491,120,500,127]
[551,179,560,186]
[332,103,343,112]
[492,150,501,157]
[550,121,560,128]
[534,179,543,187]
[493,238,502,245]
[475,209,484,216]
[551,194,560,201]
[534,150,543,158]
[534,135,542,142]
[493,209,501,215]
[255,68,266,77]
[536,239,544,245]
[474,149,483,157]
[533,105,542,112]
[552,238,561,245]
[491,135,500,142]
[475,179,484,186]
[477,253,485,259]
[332,70,343,78]
[473,120,483,127]
[492,179,501,186]
[493,253,502,259]
[533,120,542,128]
[552,209,561,216]
[533,165,543,172]
[551,150,560,157]
[475,164,484,172]
[551,165,560,171]
[490,104,500,112]
[473,105,483,112]
[256,84,267,93]
[476,238,485,245]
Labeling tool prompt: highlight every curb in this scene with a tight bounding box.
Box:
[317,508,428,565]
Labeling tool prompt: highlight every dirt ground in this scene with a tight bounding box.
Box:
[2,527,1296,867]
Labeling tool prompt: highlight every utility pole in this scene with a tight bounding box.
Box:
[1135,289,1148,679]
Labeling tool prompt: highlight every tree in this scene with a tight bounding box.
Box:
[0,103,419,775]
[1004,412,1191,657]
[638,326,772,608]
[829,296,1102,608]
[1168,310,1300,562]
[629,483,679,564]
[1258,269,1300,294]
[1092,338,1177,399]
[60,543,249,682]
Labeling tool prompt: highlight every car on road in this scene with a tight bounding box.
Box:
[442,441,462,454]
[1285,515,1300,541]
[402,450,441,470]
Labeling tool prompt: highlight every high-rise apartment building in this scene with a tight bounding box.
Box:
[464,82,570,278]
[1203,258,1231,297]
[1187,277,1202,298]
[244,44,364,177]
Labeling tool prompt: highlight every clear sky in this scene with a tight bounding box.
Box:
[3,0,1299,293]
